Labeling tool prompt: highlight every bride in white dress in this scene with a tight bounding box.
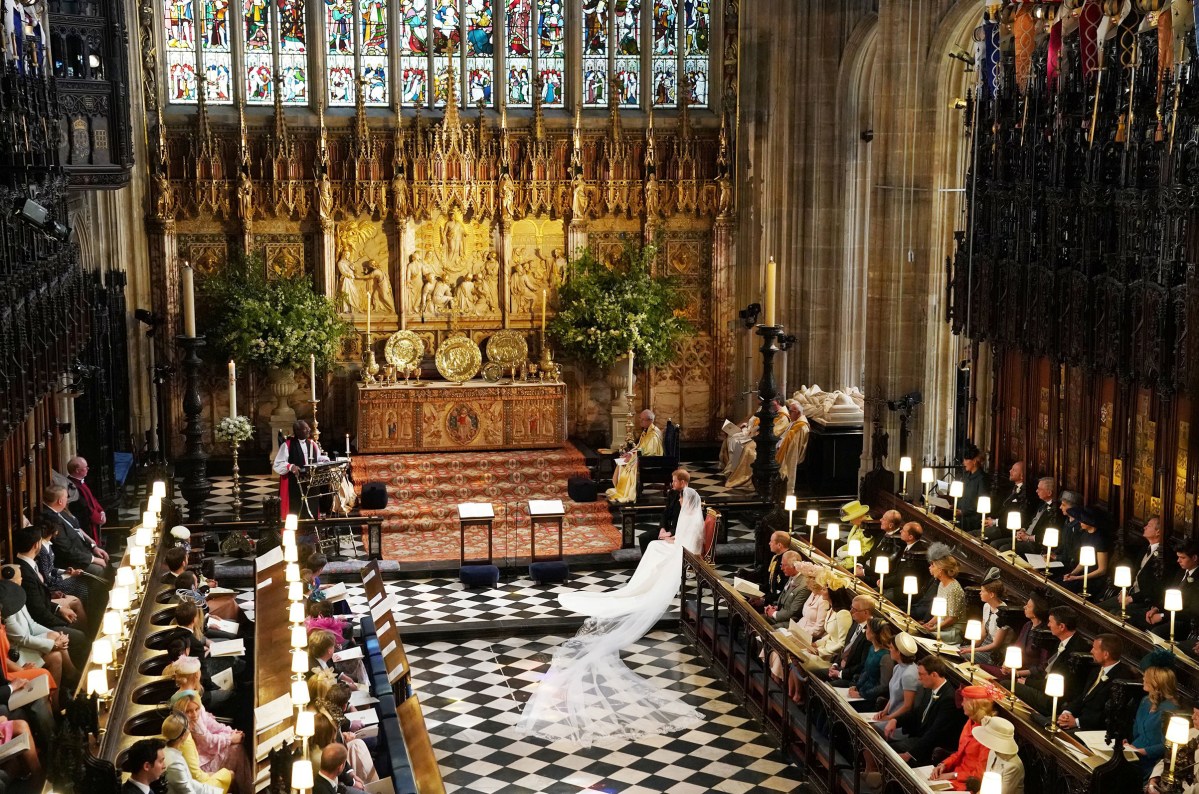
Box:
[516,487,707,746]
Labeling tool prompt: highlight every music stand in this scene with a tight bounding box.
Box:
[457,503,495,566]
[528,499,565,561]
[295,461,350,519]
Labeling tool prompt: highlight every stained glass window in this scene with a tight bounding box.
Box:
[613,0,638,106]
[165,0,198,102]
[324,0,387,105]
[399,0,428,105]
[201,0,233,102]
[650,0,675,106]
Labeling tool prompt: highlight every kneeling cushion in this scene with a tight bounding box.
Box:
[459,564,500,588]
[567,476,597,503]
[529,560,570,585]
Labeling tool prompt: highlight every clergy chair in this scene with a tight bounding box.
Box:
[636,419,681,498]
[701,508,720,563]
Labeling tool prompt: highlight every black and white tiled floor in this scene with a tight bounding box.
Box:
[408,630,804,794]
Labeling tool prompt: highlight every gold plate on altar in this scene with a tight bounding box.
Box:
[435,335,482,383]
[485,330,528,368]
[481,362,502,382]
[384,330,425,371]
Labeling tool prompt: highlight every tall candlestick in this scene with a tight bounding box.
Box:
[181,261,197,337]
[227,360,237,420]
[764,256,777,326]
[309,354,317,402]
[626,349,634,397]
[541,289,547,332]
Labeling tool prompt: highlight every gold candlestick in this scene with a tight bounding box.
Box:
[625,392,636,448]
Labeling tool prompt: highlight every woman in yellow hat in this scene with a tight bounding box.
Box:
[836,500,875,572]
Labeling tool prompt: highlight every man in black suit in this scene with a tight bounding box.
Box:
[1104,516,1168,619]
[1057,634,1128,731]
[39,484,109,578]
[121,738,166,794]
[828,595,877,686]
[315,743,367,794]
[749,531,792,610]
[638,469,688,554]
[984,460,1035,541]
[991,477,1059,554]
[1146,543,1199,639]
[881,522,929,604]
[11,527,88,669]
[888,655,966,765]
[1015,605,1089,711]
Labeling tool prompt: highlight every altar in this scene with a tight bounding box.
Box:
[356,380,568,453]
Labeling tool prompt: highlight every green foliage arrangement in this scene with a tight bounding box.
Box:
[548,241,693,370]
[199,255,352,372]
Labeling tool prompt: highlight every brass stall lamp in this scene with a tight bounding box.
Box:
[826,523,840,561]
[1045,673,1064,733]
[964,619,984,678]
[286,563,301,584]
[1006,511,1022,556]
[291,759,314,794]
[1078,545,1097,598]
[1165,588,1184,650]
[295,709,315,755]
[847,539,862,580]
[1003,645,1023,708]
[1113,566,1133,621]
[289,601,306,626]
[785,495,797,536]
[903,576,919,630]
[1164,715,1192,789]
[979,771,1001,794]
[931,597,947,652]
[874,556,889,594]
[949,480,965,526]
[806,509,819,545]
[921,468,935,513]
[284,544,299,563]
[291,649,309,681]
[1042,527,1059,577]
[976,496,991,535]
[288,581,304,602]
[152,480,167,500]
[899,457,912,499]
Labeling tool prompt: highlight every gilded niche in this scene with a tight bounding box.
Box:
[336,220,395,317]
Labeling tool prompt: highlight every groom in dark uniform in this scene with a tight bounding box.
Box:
[272,420,329,516]
[639,469,690,554]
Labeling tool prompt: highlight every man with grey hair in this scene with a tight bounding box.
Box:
[828,594,877,685]
[991,477,1058,554]
[606,408,664,503]
[765,551,808,625]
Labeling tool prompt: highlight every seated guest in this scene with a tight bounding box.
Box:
[973,580,1012,665]
[638,469,690,554]
[162,710,224,794]
[881,522,927,604]
[921,553,967,644]
[1059,507,1111,597]
[871,632,921,731]
[34,521,92,625]
[828,596,877,686]
[122,738,167,794]
[1056,491,1083,571]
[1147,543,1199,639]
[0,714,42,791]
[749,532,792,610]
[166,692,231,794]
[39,485,109,579]
[1057,634,1128,730]
[835,500,878,571]
[1103,515,1168,617]
[799,579,854,673]
[980,592,1049,679]
[11,527,87,671]
[169,601,207,658]
[1126,651,1179,782]
[172,690,250,794]
[315,744,367,794]
[1147,707,1199,794]
[165,655,237,725]
[162,547,241,623]
[889,656,966,766]
[847,620,895,707]
[323,684,379,779]
[65,456,106,546]
[308,630,359,685]
[1014,606,1088,711]
[305,601,351,647]
[983,460,1034,540]
[928,685,1001,790]
[991,477,1059,555]
[0,572,64,708]
[726,397,789,489]
[955,444,988,534]
[310,674,375,786]
[781,564,828,635]
[764,552,808,626]
[605,410,663,504]
[971,717,1025,792]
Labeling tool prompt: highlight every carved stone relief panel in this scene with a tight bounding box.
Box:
[251,232,312,280]
[334,220,393,318]
[508,217,566,322]
[405,211,498,325]
[178,234,228,276]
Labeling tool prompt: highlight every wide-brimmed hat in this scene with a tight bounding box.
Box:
[840,501,871,523]
[170,526,191,540]
[0,581,25,617]
[894,632,919,658]
[1076,507,1103,529]
[972,716,1018,755]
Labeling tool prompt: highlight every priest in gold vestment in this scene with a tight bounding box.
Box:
[776,400,810,487]
[726,399,790,489]
[605,409,665,503]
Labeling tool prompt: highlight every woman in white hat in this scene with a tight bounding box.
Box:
[972,716,1024,792]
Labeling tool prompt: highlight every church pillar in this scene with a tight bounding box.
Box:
[148,219,183,457]
[567,220,586,257]
[711,214,736,425]
[318,219,336,299]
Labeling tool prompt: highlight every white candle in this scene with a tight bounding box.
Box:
[366,294,372,339]
[626,349,634,397]
[227,360,237,419]
[345,434,350,455]
[764,256,777,326]
[310,354,317,402]
[181,261,196,337]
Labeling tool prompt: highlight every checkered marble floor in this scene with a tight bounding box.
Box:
[408,630,805,794]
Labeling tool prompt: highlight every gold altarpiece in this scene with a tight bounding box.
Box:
[145,73,738,454]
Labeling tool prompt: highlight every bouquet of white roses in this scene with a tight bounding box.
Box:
[215,415,254,443]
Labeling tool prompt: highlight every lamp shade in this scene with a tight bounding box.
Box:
[921,467,935,484]
[291,760,314,791]
[903,576,919,595]
[1165,589,1184,612]
[979,771,1002,794]
[295,709,315,738]
[976,496,991,515]
[129,543,147,569]
[1042,527,1059,548]
[899,457,913,473]
[931,597,948,618]
[1006,511,1022,530]
[289,602,306,624]
[91,638,113,666]
[784,495,797,512]
[1078,546,1097,567]
[142,511,156,528]
[288,581,304,602]
[283,528,297,548]
[965,619,983,642]
[102,610,122,637]
[1045,673,1065,698]
[826,523,840,541]
[285,563,301,583]
[806,509,819,526]
[86,668,110,696]
[1003,645,1023,670]
[115,567,135,589]
[285,514,299,531]
[152,481,167,499]
[290,625,308,649]
[874,556,890,574]
[1167,715,1191,745]
[1113,566,1133,588]
[284,544,299,563]
[135,524,152,547]
[949,480,964,498]
[147,495,162,516]
[291,679,310,706]
[109,586,130,612]
[291,651,309,674]
[846,539,862,558]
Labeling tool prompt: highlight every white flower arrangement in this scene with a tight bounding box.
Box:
[215,415,254,443]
